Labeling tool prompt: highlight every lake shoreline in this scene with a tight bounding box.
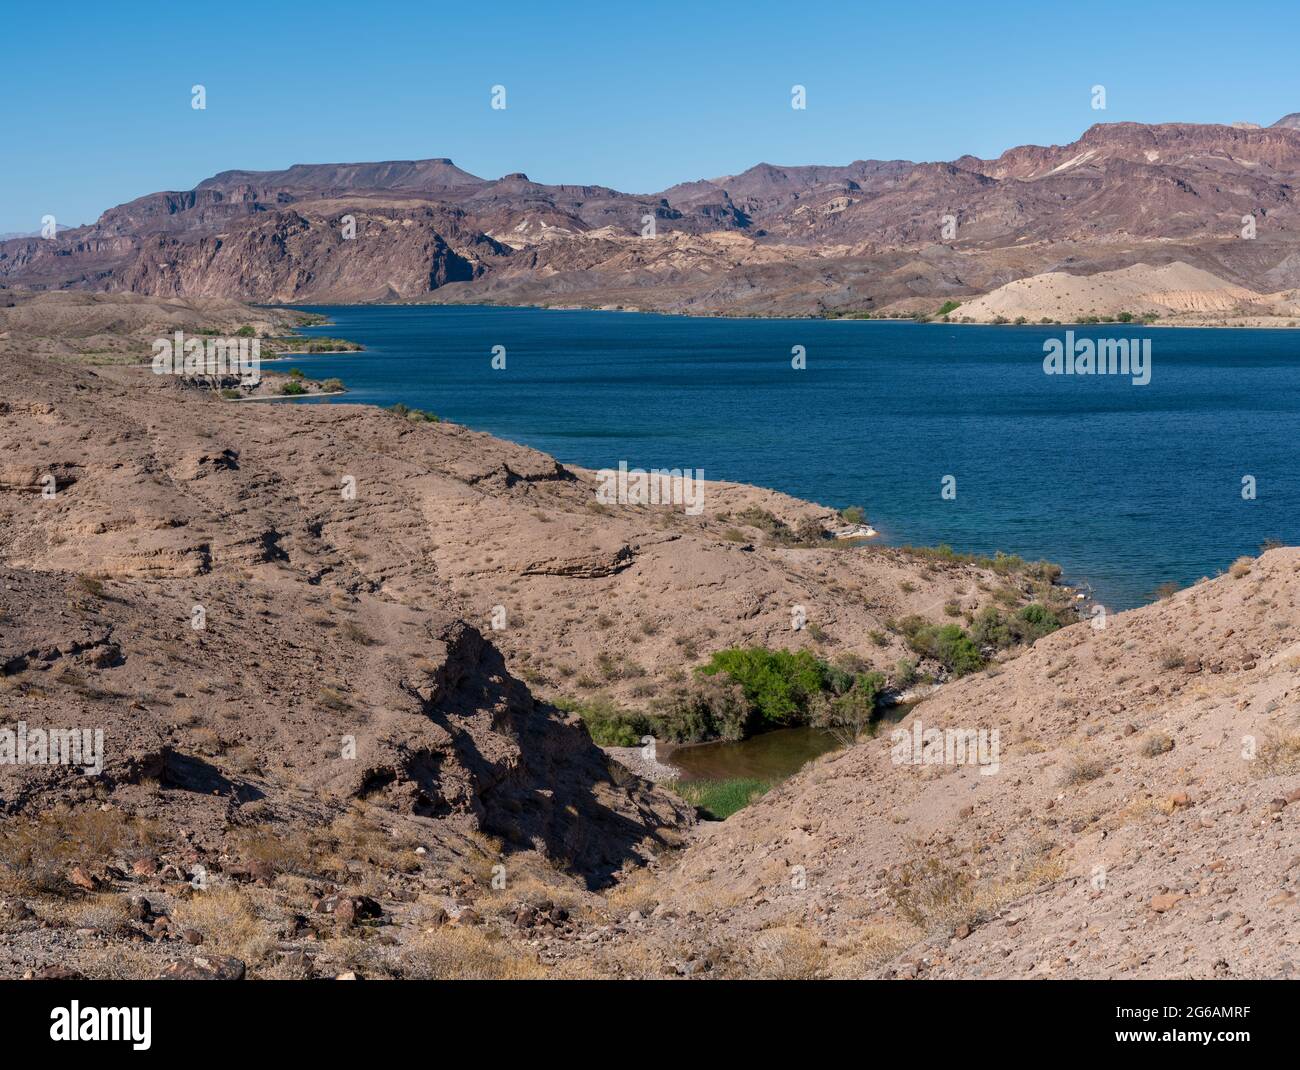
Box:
[279,299,1300,331]
[280,305,1297,610]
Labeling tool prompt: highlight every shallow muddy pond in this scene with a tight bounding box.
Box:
[666,703,915,783]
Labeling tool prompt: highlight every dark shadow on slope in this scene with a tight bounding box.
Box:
[410,624,692,890]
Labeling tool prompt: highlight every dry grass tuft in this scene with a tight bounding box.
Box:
[828,921,920,978]
[1060,752,1107,786]
[0,807,160,896]
[745,923,829,979]
[1139,732,1175,758]
[392,926,547,980]
[170,886,275,965]
[885,845,1062,939]
[1251,730,1300,778]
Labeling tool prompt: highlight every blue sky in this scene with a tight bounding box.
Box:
[2,0,1298,233]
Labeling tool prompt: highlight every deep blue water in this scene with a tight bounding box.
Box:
[280,305,1300,610]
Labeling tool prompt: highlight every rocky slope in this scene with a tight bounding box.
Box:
[583,550,1300,979]
[4,296,1294,980]
[7,118,1300,318]
[0,300,1043,978]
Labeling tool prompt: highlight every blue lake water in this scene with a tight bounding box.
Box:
[281,305,1300,610]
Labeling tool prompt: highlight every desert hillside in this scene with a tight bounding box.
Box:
[950,261,1300,325]
[0,290,353,361]
[1,297,1295,979]
[0,298,1056,979]
[588,549,1300,979]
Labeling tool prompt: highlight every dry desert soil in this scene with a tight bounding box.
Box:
[1,293,1297,980]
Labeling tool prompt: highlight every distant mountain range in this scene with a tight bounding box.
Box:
[5,115,1300,316]
[0,223,74,241]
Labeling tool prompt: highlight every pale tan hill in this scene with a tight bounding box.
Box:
[582,549,1300,979]
[954,261,1291,322]
[0,290,316,360]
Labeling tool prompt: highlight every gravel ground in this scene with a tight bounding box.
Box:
[603,745,681,783]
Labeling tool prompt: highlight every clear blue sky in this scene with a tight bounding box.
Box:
[2,0,1298,233]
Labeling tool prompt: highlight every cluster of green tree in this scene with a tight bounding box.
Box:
[565,647,886,747]
[895,617,985,676]
[894,602,1063,678]
[968,602,1061,648]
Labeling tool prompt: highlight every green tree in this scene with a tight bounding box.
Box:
[697,647,826,726]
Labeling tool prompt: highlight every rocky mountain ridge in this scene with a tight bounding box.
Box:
[7,118,1300,314]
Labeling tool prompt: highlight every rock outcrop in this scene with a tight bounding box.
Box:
[8,119,1300,316]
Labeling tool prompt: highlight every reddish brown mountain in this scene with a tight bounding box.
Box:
[4,118,1300,313]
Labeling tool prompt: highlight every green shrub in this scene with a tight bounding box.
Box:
[733,507,795,543]
[732,508,824,546]
[558,696,650,747]
[894,657,918,688]
[389,402,439,423]
[573,646,891,748]
[969,603,1061,650]
[697,647,826,726]
[811,671,886,741]
[896,544,1062,585]
[906,623,984,676]
[651,674,751,743]
[969,606,1012,649]
[1017,602,1058,634]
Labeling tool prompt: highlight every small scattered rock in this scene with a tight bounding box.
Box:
[26,965,87,981]
[158,955,246,980]
[2,901,36,922]
[334,895,382,927]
